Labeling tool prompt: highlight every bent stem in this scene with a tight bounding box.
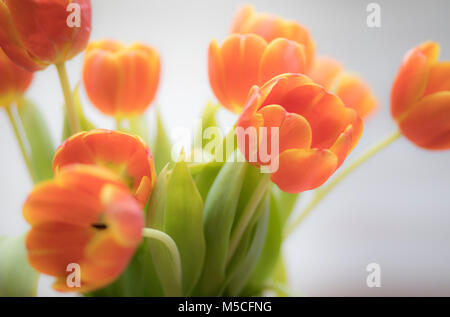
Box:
[284,130,402,238]
[227,173,271,265]
[5,105,35,183]
[141,228,182,291]
[56,62,80,134]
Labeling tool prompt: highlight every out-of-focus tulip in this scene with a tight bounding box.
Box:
[209,34,307,113]
[308,56,378,119]
[391,41,450,150]
[0,0,92,71]
[0,48,33,107]
[237,73,362,193]
[53,129,156,206]
[83,40,161,117]
[23,164,144,292]
[230,5,315,70]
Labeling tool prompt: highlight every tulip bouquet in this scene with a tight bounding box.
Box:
[0,1,449,297]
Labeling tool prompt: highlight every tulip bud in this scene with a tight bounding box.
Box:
[209,34,307,113]
[308,56,378,119]
[82,40,161,118]
[0,48,33,107]
[230,5,315,70]
[391,41,450,150]
[0,0,92,72]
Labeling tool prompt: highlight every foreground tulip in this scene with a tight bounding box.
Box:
[0,0,92,72]
[23,164,144,292]
[237,74,362,193]
[308,56,377,119]
[83,40,161,117]
[230,5,315,70]
[209,34,307,113]
[0,48,33,108]
[391,41,450,150]
[53,130,156,206]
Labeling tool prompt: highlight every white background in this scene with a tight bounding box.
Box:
[1,0,450,296]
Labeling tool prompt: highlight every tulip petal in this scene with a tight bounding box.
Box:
[337,73,378,119]
[398,91,450,150]
[391,41,440,119]
[308,56,343,90]
[330,125,354,168]
[271,148,338,193]
[424,61,450,97]
[208,39,232,111]
[220,34,267,111]
[258,38,307,85]
[230,5,255,33]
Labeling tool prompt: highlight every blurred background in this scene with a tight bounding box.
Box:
[1,0,450,296]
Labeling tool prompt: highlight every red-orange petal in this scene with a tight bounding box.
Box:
[423,61,450,97]
[336,73,378,119]
[258,38,307,85]
[271,148,338,193]
[398,91,450,150]
[308,56,343,90]
[391,41,440,119]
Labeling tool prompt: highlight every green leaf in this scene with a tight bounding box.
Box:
[201,101,220,132]
[271,186,299,227]
[165,160,205,295]
[62,85,96,141]
[225,194,270,296]
[152,109,172,173]
[242,188,284,295]
[129,115,151,145]
[0,235,39,297]
[17,98,54,183]
[194,159,247,296]
[192,161,224,201]
[146,167,182,296]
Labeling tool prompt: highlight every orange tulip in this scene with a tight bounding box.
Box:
[53,129,156,206]
[0,48,33,107]
[230,5,315,70]
[23,164,144,292]
[308,56,378,119]
[391,41,450,150]
[209,33,307,113]
[0,0,92,72]
[236,73,362,193]
[83,40,161,117]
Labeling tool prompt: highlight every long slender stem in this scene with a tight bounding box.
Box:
[56,62,80,134]
[141,228,182,290]
[6,105,35,183]
[284,130,402,238]
[227,173,271,264]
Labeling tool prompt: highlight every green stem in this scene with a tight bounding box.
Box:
[227,173,271,265]
[284,130,402,238]
[141,228,182,293]
[56,62,80,134]
[6,105,35,183]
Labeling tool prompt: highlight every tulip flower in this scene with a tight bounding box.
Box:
[53,129,156,206]
[83,40,161,117]
[230,5,315,70]
[23,164,144,292]
[209,34,307,113]
[391,41,450,150]
[308,56,378,119]
[237,73,362,193]
[0,48,33,108]
[0,0,92,72]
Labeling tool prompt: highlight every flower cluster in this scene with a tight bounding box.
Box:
[0,2,448,297]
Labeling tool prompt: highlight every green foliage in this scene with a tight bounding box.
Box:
[0,235,39,297]
[17,98,54,183]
